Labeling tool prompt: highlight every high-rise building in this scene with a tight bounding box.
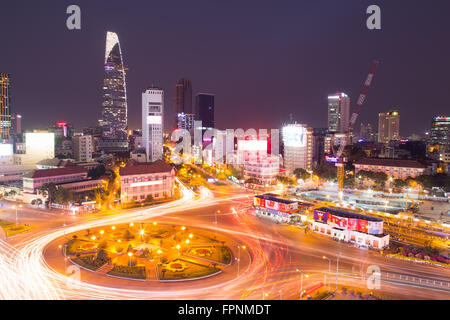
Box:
[328,93,350,134]
[429,116,450,146]
[142,87,164,162]
[72,135,93,162]
[0,73,12,141]
[195,93,215,129]
[359,123,374,141]
[176,112,195,132]
[312,128,328,166]
[101,31,128,139]
[427,116,450,162]
[174,78,192,129]
[11,113,21,136]
[378,111,400,144]
[282,123,313,173]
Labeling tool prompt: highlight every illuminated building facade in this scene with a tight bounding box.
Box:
[244,155,279,185]
[177,112,195,132]
[142,87,164,162]
[0,73,12,141]
[328,93,350,134]
[101,31,128,139]
[378,110,400,144]
[282,123,313,173]
[174,78,192,129]
[119,160,175,203]
[354,158,430,180]
[14,132,55,165]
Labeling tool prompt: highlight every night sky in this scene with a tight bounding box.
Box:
[1,0,449,136]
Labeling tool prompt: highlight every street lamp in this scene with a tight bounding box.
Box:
[322,256,331,291]
[296,269,309,299]
[127,251,133,266]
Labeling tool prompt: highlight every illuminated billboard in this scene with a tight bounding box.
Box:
[147,116,162,124]
[0,144,13,156]
[237,139,268,152]
[282,125,306,147]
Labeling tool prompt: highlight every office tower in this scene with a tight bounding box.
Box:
[142,87,164,162]
[429,116,450,146]
[378,110,400,144]
[328,93,350,133]
[11,113,21,135]
[177,113,195,132]
[174,78,192,128]
[282,123,313,173]
[0,73,12,141]
[312,128,328,166]
[195,93,215,130]
[101,31,128,139]
[72,135,93,162]
[360,123,374,141]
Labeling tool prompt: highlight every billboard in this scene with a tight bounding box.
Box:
[0,144,13,157]
[237,139,267,152]
[282,125,307,147]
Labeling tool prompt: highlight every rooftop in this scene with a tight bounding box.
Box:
[119,160,174,176]
[255,193,297,205]
[36,158,74,167]
[315,207,383,222]
[354,158,428,169]
[23,166,87,179]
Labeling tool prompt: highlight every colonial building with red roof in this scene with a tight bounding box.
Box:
[354,158,431,180]
[119,160,175,203]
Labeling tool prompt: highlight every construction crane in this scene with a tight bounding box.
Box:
[327,60,379,201]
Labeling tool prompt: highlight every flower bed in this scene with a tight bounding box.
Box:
[72,254,109,271]
[107,265,147,280]
[158,259,220,280]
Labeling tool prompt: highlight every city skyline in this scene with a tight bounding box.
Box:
[1,1,450,136]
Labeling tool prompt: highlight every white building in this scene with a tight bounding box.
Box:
[328,93,350,134]
[244,155,279,185]
[119,160,175,203]
[142,87,164,162]
[282,124,313,173]
[14,132,55,165]
[72,135,92,162]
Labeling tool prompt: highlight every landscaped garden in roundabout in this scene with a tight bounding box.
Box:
[61,223,235,281]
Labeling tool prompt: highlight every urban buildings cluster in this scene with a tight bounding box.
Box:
[0,30,448,208]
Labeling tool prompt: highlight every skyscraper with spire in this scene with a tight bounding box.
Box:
[101,31,128,139]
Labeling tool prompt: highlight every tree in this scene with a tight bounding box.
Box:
[313,163,337,181]
[293,168,311,181]
[393,178,407,189]
[145,195,154,203]
[38,183,58,204]
[54,187,73,205]
[96,249,109,262]
[88,164,106,179]
[124,229,135,240]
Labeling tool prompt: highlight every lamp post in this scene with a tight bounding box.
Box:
[336,253,342,291]
[323,256,331,291]
[128,252,133,266]
[296,269,309,299]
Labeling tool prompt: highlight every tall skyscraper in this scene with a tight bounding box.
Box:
[328,93,350,133]
[195,93,215,129]
[101,31,128,139]
[0,73,12,141]
[11,113,21,136]
[142,87,164,162]
[429,116,450,146]
[174,78,192,128]
[378,111,400,144]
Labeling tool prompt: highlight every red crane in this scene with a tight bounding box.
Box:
[330,60,379,198]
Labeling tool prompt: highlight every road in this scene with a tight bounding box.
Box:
[0,183,449,300]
